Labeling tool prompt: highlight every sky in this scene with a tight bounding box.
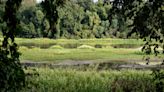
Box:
[36,0,43,3]
[36,0,98,3]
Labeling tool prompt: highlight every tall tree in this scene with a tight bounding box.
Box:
[77,0,95,11]
[58,0,84,38]
[0,0,25,91]
[110,0,164,91]
[41,0,66,38]
[109,0,164,55]
[0,0,5,33]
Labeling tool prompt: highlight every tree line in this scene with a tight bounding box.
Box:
[1,0,134,39]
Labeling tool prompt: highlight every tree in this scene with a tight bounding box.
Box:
[21,0,36,9]
[41,0,66,38]
[0,0,5,36]
[109,0,164,91]
[0,0,25,91]
[18,5,46,38]
[77,0,95,11]
[58,0,84,38]
[109,0,164,55]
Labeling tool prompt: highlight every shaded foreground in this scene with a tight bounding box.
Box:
[22,68,163,92]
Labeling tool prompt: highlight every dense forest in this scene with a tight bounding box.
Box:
[0,0,135,39]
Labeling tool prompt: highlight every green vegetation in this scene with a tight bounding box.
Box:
[14,38,163,62]
[0,0,134,39]
[20,46,164,62]
[23,68,160,92]
[49,45,64,49]
[0,0,25,91]
[0,0,164,91]
[15,38,144,48]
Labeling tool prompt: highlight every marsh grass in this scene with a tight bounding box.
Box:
[15,38,144,49]
[19,47,163,62]
[23,68,157,92]
[14,38,163,62]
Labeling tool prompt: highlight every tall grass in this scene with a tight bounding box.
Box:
[23,68,157,92]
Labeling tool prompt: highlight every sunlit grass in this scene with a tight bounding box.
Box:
[15,38,144,48]
[19,46,163,62]
[7,38,160,62]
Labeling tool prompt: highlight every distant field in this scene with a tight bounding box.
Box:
[9,38,162,63]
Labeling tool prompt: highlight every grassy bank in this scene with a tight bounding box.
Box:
[20,47,162,62]
[15,38,144,48]
[12,38,162,62]
[23,68,157,92]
